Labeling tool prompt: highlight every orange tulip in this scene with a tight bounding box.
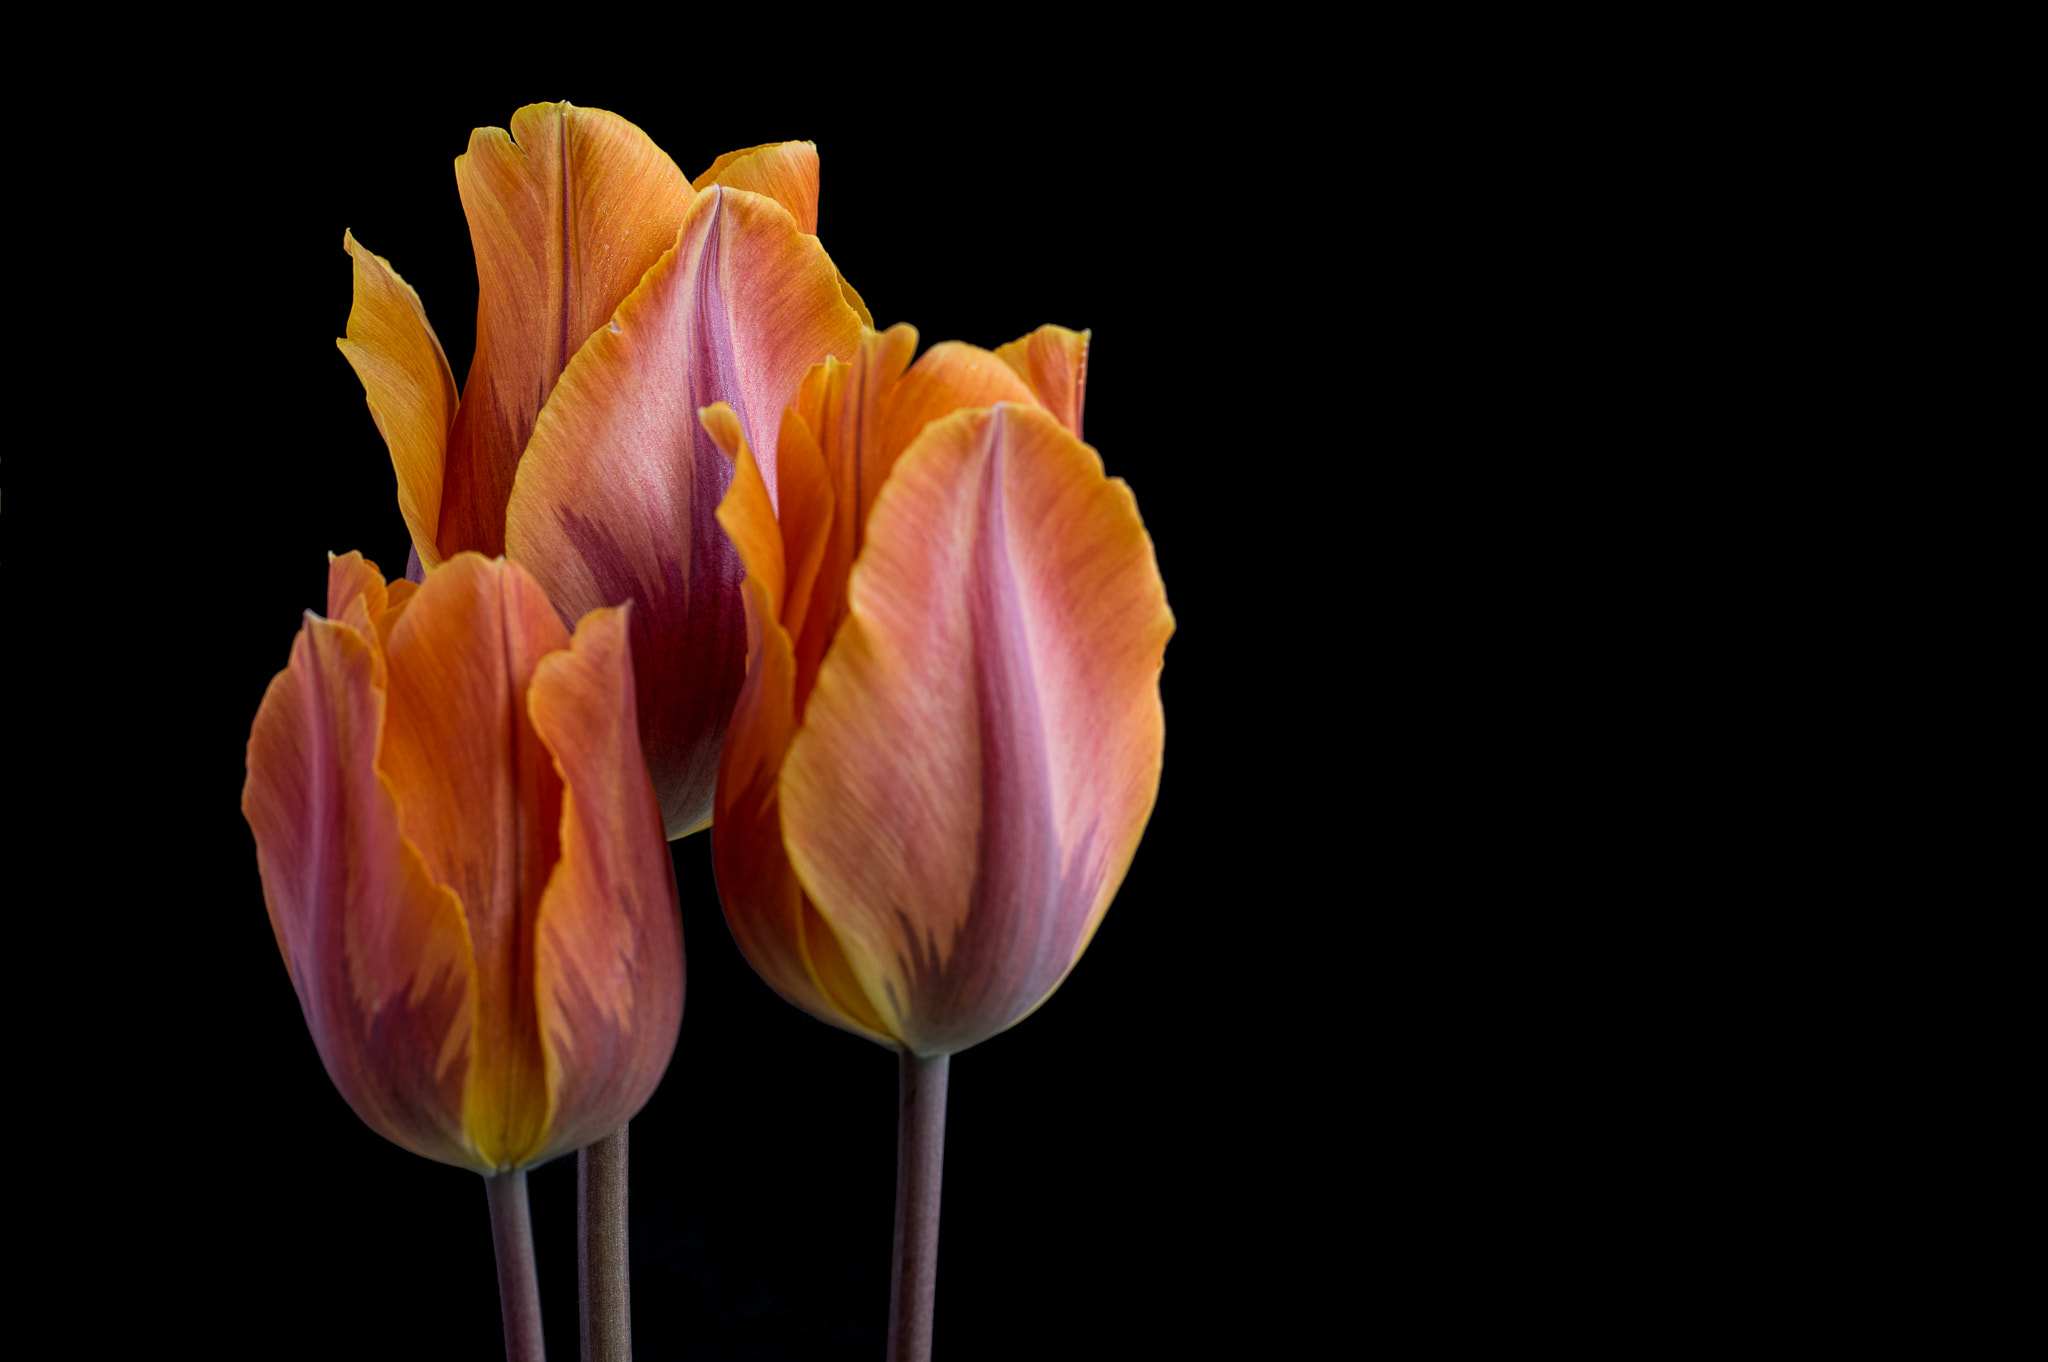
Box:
[706,323,1173,1057]
[338,101,869,838]
[242,551,682,1174]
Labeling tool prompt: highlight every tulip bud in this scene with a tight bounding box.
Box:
[707,324,1172,1056]
[242,551,683,1172]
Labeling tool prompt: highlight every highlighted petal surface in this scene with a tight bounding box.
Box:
[379,554,571,1168]
[778,404,1171,1055]
[506,185,862,838]
[526,605,685,1159]
[337,234,459,568]
[442,103,695,561]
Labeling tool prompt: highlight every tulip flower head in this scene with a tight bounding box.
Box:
[708,324,1173,1057]
[338,102,869,837]
[243,552,683,1172]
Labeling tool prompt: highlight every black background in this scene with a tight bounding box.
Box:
[112,63,1299,1362]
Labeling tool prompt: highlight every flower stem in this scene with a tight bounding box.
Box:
[886,1050,950,1362]
[578,1124,632,1362]
[486,1170,546,1362]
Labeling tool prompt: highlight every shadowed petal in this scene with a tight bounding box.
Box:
[244,599,481,1170]
[505,185,863,838]
[379,555,572,1169]
[995,324,1090,438]
[525,605,686,1160]
[337,234,459,567]
[779,404,1171,1055]
[712,576,892,1043]
[441,102,696,561]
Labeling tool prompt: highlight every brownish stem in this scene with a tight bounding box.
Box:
[578,1124,632,1362]
[486,1170,546,1362]
[886,1050,950,1362]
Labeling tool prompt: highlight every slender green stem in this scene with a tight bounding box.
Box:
[578,1124,632,1362]
[886,1050,950,1362]
[485,1170,546,1362]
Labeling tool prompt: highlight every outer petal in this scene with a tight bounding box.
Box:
[379,555,572,1170]
[505,185,863,838]
[995,324,1090,438]
[336,234,459,567]
[441,103,696,560]
[524,605,686,1160]
[243,594,481,1170]
[779,404,1172,1055]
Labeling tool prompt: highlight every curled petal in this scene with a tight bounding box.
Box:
[779,404,1172,1055]
[243,594,481,1170]
[995,324,1090,438]
[441,102,695,560]
[525,605,686,1160]
[505,185,863,838]
[336,234,458,567]
[379,555,572,1169]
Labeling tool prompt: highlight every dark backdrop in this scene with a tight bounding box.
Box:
[112,66,1287,1361]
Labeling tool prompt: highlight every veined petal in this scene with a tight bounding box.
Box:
[694,141,873,325]
[694,141,820,234]
[781,326,1042,713]
[243,596,481,1170]
[711,576,891,1043]
[379,554,572,1170]
[441,102,695,561]
[524,605,685,1160]
[336,234,458,567]
[995,324,1090,438]
[779,404,1172,1056]
[505,184,863,838]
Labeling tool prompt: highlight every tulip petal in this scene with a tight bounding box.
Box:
[712,576,892,1043]
[244,604,481,1170]
[441,103,696,561]
[694,141,820,235]
[524,605,686,1160]
[995,324,1090,438]
[694,141,873,325]
[336,234,459,568]
[780,327,1044,713]
[779,404,1172,1055]
[505,185,863,838]
[379,555,572,1169]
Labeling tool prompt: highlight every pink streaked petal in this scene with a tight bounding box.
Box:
[243,610,481,1170]
[779,404,1171,1056]
[505,185,862,838]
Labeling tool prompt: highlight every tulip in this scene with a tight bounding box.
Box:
[243,550,682,1359]
[704,322,1172,1360]
[337,101,869,839]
